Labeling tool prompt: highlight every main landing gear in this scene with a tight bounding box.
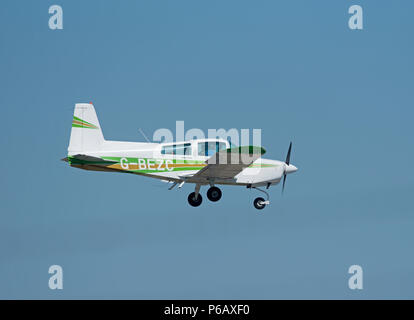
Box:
[188,184,203,207]
[187,185,222,207]
[207,186,222,202]
[188,192,203,207]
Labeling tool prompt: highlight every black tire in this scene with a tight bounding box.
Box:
[188,192,203,207]
[254,197,266,210]
[207,186,222,202]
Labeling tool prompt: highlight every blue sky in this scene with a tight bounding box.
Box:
[0,0,413,299]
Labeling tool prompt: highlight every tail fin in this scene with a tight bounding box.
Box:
[68,103,104,154]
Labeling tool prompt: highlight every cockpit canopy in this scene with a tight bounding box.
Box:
[160,139,230,157]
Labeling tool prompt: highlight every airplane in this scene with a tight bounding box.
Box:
[62,103,298,210]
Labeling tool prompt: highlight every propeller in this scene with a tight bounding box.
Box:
[282,142,292,194]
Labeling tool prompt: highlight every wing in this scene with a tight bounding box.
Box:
[183,146,265,182]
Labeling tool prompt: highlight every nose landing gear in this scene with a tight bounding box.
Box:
[254,197,266,210]
[250,186,270,210]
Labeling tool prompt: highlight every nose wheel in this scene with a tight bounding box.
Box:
[254,197,266,210]
[251,186,270,210]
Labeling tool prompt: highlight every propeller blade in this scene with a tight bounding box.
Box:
[282,173,287,194]
[282,142,292,195]
[285,142,292,165]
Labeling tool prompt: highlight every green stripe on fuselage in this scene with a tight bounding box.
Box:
[68,156,278,173]
[101,156,206,165]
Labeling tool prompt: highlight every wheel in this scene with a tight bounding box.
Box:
[188,192,203,207]
[207,186,222,202]
[253,197,266,210]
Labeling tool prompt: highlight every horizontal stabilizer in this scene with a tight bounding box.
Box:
[65,154,118,166]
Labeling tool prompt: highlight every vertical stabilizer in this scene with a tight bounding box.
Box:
[68,103,104,154]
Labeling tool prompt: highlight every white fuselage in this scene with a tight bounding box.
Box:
[68,138,291,187]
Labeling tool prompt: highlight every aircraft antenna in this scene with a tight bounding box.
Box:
[138,128,151,143]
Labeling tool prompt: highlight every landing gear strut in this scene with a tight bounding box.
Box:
[207,186,222,202]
